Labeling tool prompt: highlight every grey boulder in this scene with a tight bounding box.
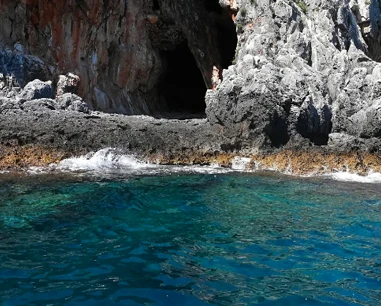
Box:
[56,73,80,96]
[56,93,90,113]
[18,79,53,102]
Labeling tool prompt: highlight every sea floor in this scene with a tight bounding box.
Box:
[0,170,380,305]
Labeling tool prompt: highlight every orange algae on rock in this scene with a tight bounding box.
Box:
[249,151,381,175]
[0,144,381,177]
[0,146,68,170]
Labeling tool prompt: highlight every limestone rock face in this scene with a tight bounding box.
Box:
[0,0,229,115]
[206,0,381,150]
[2,0,381,153]
[0,1,158,114]
[0,45,50,87]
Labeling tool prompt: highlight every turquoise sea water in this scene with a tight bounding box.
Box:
[0,172,380,305]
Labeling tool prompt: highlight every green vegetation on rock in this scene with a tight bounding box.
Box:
[293,0,308,14]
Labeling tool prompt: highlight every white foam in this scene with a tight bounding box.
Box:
[324,171,381,184]
[27,166,50,174]
[55,148,157,172]
[52,149,230,176]
[231,157,251,170]
[168,164,231,174]
[29,149,381,183]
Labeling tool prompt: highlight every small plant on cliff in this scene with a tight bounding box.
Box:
[241,7,247,17]
[236,23,244,34]
[293,0,308,14]
[232,48,240,65]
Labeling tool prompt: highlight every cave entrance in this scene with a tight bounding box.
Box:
[159,41,207,118]
[153,0,160,11]
[204,0,238,69]
[215,13,238,69]
[156,0,237,118]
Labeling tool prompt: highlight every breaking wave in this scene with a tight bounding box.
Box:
[323,171,381,184]
[231,156,252,170]
[52,148,231,176]
[56,148,155,172]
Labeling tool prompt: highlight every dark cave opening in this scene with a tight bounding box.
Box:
[153,0,160,11]
[204,0,223,14]
[216,16,238,69]
[156,0,237,118]
[204,0,237,69]
[159,41,207,117]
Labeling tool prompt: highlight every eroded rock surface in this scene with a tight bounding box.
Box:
[0,0,235,115]
[206,0,381,152]
[1,0,381,168]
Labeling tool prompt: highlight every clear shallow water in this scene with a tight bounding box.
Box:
[0,173,381,305]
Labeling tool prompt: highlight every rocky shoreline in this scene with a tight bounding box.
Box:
[0,104,380,176]
[2,0,381,175]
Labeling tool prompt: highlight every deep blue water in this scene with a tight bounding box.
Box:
[0,172,381,305]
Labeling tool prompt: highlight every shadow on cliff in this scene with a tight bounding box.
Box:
[154,0,237,119]
[159,41,207,118]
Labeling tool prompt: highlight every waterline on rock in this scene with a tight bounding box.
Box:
[52,148,231,176]
[56,148,156,172]
[231,156,252,170]
[19,148,381,184]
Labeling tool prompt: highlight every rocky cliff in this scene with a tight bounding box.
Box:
[1,0,381,171]
[207,0,381,152]
[0,0,236,115]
